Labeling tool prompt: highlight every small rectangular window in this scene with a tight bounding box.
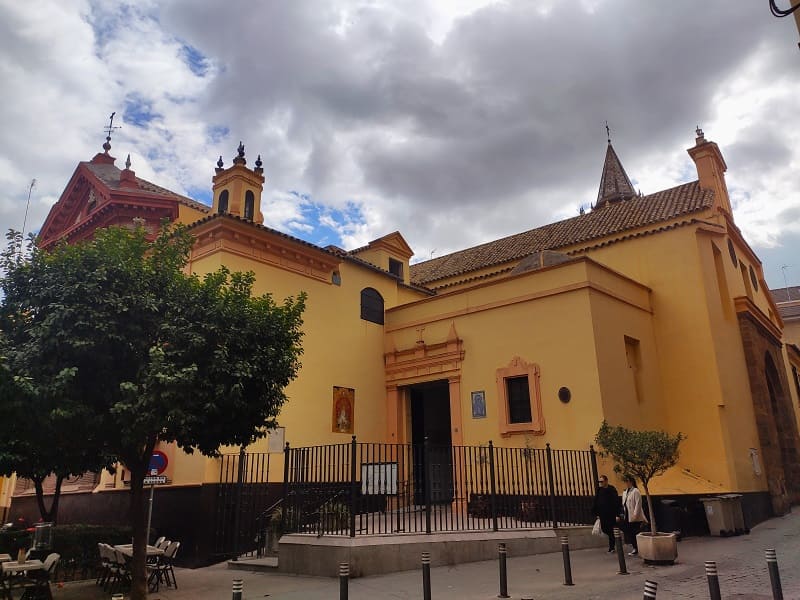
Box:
[496,357,543,436]
[389,258,403,279]
[506,376,532,423]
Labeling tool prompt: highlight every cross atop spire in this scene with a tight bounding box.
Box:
[595,141,636,209]
[102,112,121,154]
[605,120,611,144]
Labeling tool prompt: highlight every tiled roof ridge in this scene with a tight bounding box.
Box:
[409,180,713,285]
[82,161,209,213]
[429,266,516,291]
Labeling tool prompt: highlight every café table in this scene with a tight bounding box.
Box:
[1,559,47,600]
[113,544,164,558]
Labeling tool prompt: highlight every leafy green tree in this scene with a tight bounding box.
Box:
[0,231,115,522]
[594,421,685,535]
[0,224,305,600]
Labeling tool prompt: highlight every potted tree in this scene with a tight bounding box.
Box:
[595,421,685,564]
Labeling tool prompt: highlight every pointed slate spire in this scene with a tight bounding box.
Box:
[595,141,636,209]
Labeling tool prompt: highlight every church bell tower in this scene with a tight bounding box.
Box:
[211,142,265,224]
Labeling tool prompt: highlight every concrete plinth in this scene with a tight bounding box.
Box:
[278,526,603,577]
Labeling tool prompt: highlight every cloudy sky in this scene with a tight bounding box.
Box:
[1,0,798,288]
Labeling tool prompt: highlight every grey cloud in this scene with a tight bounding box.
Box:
[2,1,797,269]
[156,0,797,258]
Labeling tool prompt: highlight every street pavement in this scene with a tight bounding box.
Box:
[55,508,800,599]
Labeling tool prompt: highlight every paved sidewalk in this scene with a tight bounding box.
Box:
[55,508,799,599]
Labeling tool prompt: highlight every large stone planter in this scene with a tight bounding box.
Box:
[636,532,678,564]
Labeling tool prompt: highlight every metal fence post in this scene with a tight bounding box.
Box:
[643,579,657,599]
[231,578,243,600]
[421,551,432,600]
[497,543,509,598]
[231,446,246,560]
[424,437,432,534]
[488,441,498,532]
[589,445,599,487]
[705,561,721,600]
[614,528,628,575]
[281,442,290,535]
[339,562,349,600]
[766,549,783,600]
[561,535,574,586]
[350,436,358,538]
[546,443,558,527]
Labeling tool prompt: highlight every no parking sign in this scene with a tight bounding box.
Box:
[148,450,169,476]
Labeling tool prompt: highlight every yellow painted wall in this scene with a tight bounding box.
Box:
[176,204,209,226]
[782,314,800,347]
[386,259,654,452]
[185,240,428,484]
[0,476,12,522]
[559,220,767,494]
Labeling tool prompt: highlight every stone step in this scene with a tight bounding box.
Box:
[227,556,279,571]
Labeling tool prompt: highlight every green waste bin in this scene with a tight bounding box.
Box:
[700,497,733,536]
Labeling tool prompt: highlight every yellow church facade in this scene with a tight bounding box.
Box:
[7,128,800,559]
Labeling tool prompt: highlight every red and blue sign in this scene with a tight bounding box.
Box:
[148,450,169,475]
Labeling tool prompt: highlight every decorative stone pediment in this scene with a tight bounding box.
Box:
[384,323,464,385]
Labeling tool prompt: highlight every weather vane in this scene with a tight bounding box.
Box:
[605,120,611,144]
[102,111,121,153]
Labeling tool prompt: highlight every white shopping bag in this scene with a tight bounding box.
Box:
[592,517,602,536]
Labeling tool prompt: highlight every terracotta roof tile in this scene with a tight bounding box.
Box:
[410,180,713,286]
[778,303,800,321]
[770,286,800,304]
[83,162,210,213]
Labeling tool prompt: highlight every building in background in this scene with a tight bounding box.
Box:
[9,128,800,563]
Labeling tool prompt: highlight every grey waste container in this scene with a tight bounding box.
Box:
[700,497,733,536]
[718,494,747,534]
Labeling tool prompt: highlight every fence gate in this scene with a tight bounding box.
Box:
[212,451,277,558]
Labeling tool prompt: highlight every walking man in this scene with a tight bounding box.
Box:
[592,475,621,552]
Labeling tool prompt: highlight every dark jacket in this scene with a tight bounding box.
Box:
[592,484,621,519]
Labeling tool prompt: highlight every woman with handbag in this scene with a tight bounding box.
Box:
[621,475,648,555]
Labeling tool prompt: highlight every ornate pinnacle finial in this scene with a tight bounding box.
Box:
[125,154,131,170]
[103,112,120,153]
[605,120,611,144]
[255,154,262,169]
[233,141,246,165]
[695,125,705,143]
[217,155,224,168]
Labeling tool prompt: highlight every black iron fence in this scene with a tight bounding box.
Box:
[282,438,597,537]
[212,451,279,558]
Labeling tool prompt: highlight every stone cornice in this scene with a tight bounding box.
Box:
[189,216,341,283]
[735,296,783,345]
